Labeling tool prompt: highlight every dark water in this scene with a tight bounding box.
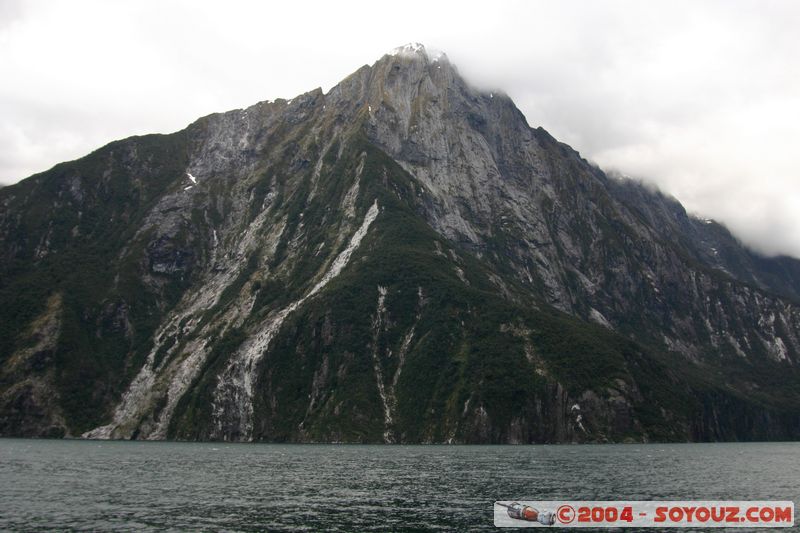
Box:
[0,440,798,531]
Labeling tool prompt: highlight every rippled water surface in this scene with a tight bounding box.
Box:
[0,440,798,531]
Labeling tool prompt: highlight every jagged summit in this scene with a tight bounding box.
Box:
[387,42,448,63]
[389,42,426,55]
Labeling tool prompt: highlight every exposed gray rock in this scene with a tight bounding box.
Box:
[1,44,799,443]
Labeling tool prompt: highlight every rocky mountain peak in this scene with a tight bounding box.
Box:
[387,42,449,64]
[325,42,461,106]
[1,44,800,444]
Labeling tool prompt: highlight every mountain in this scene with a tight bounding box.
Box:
[1,44,799,443]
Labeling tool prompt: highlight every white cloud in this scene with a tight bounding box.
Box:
[1,0,798,257]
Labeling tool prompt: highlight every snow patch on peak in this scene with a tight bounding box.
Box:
[388,43,447,63]
[390,42,426,56]
[428,49,447,62]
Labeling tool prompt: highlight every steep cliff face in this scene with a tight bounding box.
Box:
[1,44,799,442]
[354,47,800,364]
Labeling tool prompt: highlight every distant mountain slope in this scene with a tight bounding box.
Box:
[607,176,800,303]
[1,44,798,442]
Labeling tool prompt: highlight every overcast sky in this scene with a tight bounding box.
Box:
[1,0,799,257]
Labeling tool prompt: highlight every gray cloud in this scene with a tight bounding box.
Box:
[1,0,798,257]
